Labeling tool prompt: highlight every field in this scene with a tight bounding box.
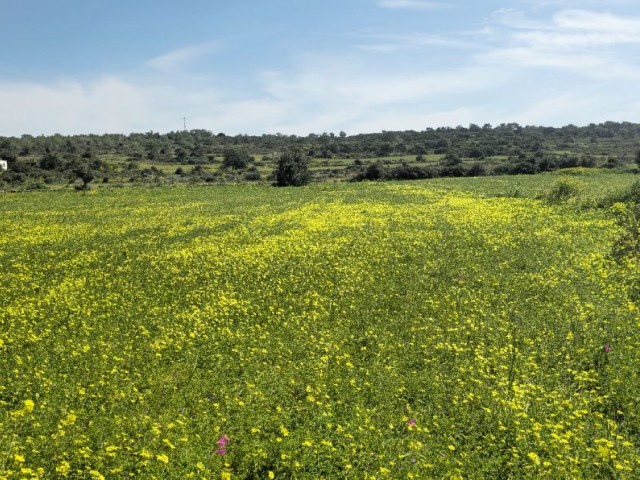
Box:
[2,172,640,479]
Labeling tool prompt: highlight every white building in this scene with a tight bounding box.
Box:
[0,160,7,171]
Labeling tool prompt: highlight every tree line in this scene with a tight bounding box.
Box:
[1,121,639,189]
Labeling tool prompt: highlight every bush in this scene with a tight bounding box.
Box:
[244,168,261,181]
[601,180,640,207]
[466,162,487,177]
[441,152,462,166]
[389,164,436,180]
[510,161,538,175]
[438,165,466,177]
[222,147,250,170]
[363,162,384,180]
[541,178,584,204]
[72,163,95,190]
[40,152,63,170]
[603,156,622,169]
[273,149,311,187]
[612,201,640,261]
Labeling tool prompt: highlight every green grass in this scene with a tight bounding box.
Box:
[1,174,640,478]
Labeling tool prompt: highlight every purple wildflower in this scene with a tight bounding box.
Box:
[215,435,230,454]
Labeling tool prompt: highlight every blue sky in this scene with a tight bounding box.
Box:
[1,0,639,136]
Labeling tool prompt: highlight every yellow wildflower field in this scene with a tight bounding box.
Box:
[1,179,639,478]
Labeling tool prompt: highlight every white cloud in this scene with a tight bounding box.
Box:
[0,77,151,135]
[482,47,604,69]
[553,9,640,33]
[344,108,479,134]
[260,54,501,109]
[510,90,640,126]
[520,0,635,6]
[253,52,511,134]
[377,0,452,10]
[514,30,640,49]
[491,8,554,29]
[2,3,639,138]
[144,42,219,71]
[479,8,640,79]
[356,33,479,52]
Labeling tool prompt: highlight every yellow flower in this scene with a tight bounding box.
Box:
[156,453,169,464]
[23,399,35,412]
[14,454,25,463]
[221,472,232,480]
[527,452,541,466]
[12,399,35,417]
[56,461,71,476]
[139,449,152,459]
[268,471,275,479]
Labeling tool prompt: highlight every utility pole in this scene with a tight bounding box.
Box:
[183,117,187,131]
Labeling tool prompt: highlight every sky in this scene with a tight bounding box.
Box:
[0,0,639,136]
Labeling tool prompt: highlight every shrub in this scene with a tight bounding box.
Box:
[389,164,437,180]
[541,178,583,204]
[466,162,487,177]
[273,149,311,187]
[612,201,640,261]
[509,161,538,175]
[39,152,63,170]
[222,147,250,170]
[604,156,622,169]
[438,164,466,177]
[441,152,462,166]
[72,163,95,190]
[364,162,384,180]
[244,168,262,181]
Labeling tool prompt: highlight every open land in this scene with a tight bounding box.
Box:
[2,171,640,478]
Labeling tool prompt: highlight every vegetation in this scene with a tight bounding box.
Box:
[273,149,310,187]
[222,147,251,171]
[2,121,640,190]
[2,172,640,478]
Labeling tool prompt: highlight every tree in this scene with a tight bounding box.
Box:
[273,149,310,186]
[72,163,95,190]
[39,150,62,170]
[364,162,385,180]
[635,149,640,168]
[222,147,250,170]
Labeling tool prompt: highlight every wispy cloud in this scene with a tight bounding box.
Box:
[1,2,639,137]
[479,8,640,79]
[377,0,452,11]
[519,0,635,7]
[356,32,479,52]
[0,77,151,135]
[144,42,219,71]
[256,52,507,133]
[261,54,500,108]
[553,9,640,32]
